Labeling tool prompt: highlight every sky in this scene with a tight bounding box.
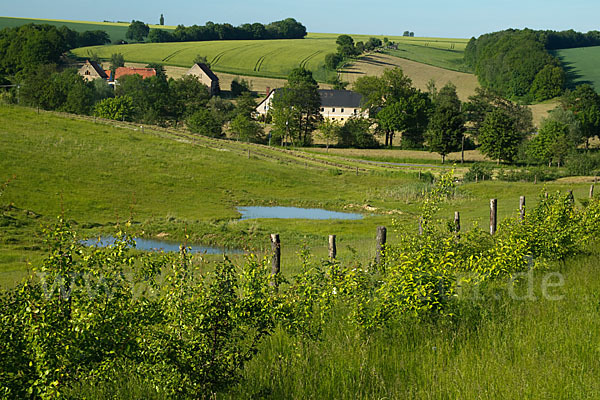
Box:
[2,0,599,38]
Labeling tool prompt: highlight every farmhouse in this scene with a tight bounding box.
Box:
[256,89,367,121]
[77,60,108,82]
[186,63,220,96]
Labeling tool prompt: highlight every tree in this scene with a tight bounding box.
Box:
[233,92,257,118]
[530,64,565,101]
[478,108,526,163]
[126,20,150,42]
[325,53,342,70]
[160,14,165,26]
[337,118,379,148]
[425,83,465,163]
[187,108,223,137]
[148,29,173,43]
[228,114,264,143]
[193,54,210,67]
[527,119,570,166]
[317,119,340,151]
[94,96,134,121]
[110,53,125,73]
[270,67,321,146]
[365,37,382,51]
[403,31,410,37]
[230,77,251,97]
[562,84,600,149]
[354,68,430,148]
[168,75,210,124]
[336,34,357,58]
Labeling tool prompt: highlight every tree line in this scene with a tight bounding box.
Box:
[147,18,307,43]
[0,24,110,76]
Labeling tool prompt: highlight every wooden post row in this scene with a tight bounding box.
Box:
[328,235,337,260]
[454,211,460,234]
[590,184,595,199]
[270,234,280,289]
[376,226,387,264]
[490,199,497,235]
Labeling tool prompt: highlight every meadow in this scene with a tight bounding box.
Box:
[0,104,594,286]
[2,104,600,398]
[554,46,600,91]
[0,16,173,42]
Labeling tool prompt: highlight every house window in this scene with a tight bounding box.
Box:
[320,107,324,112]
[332,108,335,112]
[341,108,344,113]
[85,71,90,75]
[354,109,358,114]
[332,117,335,120]
[341,118,344,121]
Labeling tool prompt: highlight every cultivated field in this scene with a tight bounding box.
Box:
[342,52,479,101]
[0,16,174,42]
[554,46,600,91]
[71,32,470,82]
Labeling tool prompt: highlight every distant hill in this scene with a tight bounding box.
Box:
[554,46,600,91]
[0,16,174,42]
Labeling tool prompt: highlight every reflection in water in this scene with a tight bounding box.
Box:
[81,236,242,255]
[237,206,363,220]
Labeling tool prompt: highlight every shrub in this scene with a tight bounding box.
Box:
[565,151,600,176]
[463,163,494,182]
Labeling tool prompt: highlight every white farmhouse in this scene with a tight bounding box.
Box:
[256,89,367,121]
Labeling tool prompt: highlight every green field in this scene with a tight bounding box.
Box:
[72,32,469,81]
[2,104,600,398]
[554,46,600,91]
[0,16,174,42]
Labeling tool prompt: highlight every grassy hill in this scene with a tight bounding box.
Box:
[1,105,593,286]
[72,32,470,82]
[0,16,174,42]
[554,46,600,91]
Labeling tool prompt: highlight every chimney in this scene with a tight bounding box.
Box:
[266,86,270,96]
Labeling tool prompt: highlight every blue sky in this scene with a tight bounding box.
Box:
[3,0,599,38]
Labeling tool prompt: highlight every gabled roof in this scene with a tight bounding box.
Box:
[86,60,108,79]
[318,89,363,108]
[114,67,156,80]
[193,63,219,82]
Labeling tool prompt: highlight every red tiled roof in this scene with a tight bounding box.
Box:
[114,67,156,80]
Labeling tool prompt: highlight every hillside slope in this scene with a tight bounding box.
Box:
[554,46,600,91]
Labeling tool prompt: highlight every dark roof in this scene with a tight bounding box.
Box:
[318,89,362,108]
[196,63,219,82]
[88,60,108,79]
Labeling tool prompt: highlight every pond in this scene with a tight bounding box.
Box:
[237,206,363,220]
[81,236,242,255]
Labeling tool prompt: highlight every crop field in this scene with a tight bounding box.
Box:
[554,46,600,91]
[0,16,174,42]
[71,32,470,82]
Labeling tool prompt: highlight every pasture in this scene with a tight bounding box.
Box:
[0,104,594,287]
[554,46,600,91]
[0,16,174,42]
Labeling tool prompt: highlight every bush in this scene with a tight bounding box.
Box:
[463,163,494,182]
[186,108,223,137]
[566,151,600,176]
[496,166,562,182]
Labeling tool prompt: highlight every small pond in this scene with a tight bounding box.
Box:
[237,206,363,220]
[82,236,242,255]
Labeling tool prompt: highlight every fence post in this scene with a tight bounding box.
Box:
[590,184,595,199]
[568,189,574,204]
[248,149,250,159]
[418,218,423,235]
[519,196,526,221]
[328,235,337,260]
[270,234,280,290]
[376,226,387,265]
[356,166,359,176]
[490,199,497,235]
[454,211,460,234]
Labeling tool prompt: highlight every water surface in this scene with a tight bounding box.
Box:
[82,236,241,255]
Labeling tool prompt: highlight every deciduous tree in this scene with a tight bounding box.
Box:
[425,83,465,163]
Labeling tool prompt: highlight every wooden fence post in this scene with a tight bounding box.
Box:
[519,196,526,221]
[454,211,460,234]
[568,189,574,204]
[270,234,280,290]
[376,226,387,264]
[490,199,497,235]
[590,184,595,199]
[328,235,337,260]
[356,166,359,176]
[418,218,423,235]
[248,149,250,159]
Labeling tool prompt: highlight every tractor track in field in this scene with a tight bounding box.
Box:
[162,47,192,63]
[253,49,280,72]
[210,43,263,67]
[299,50,322,69]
